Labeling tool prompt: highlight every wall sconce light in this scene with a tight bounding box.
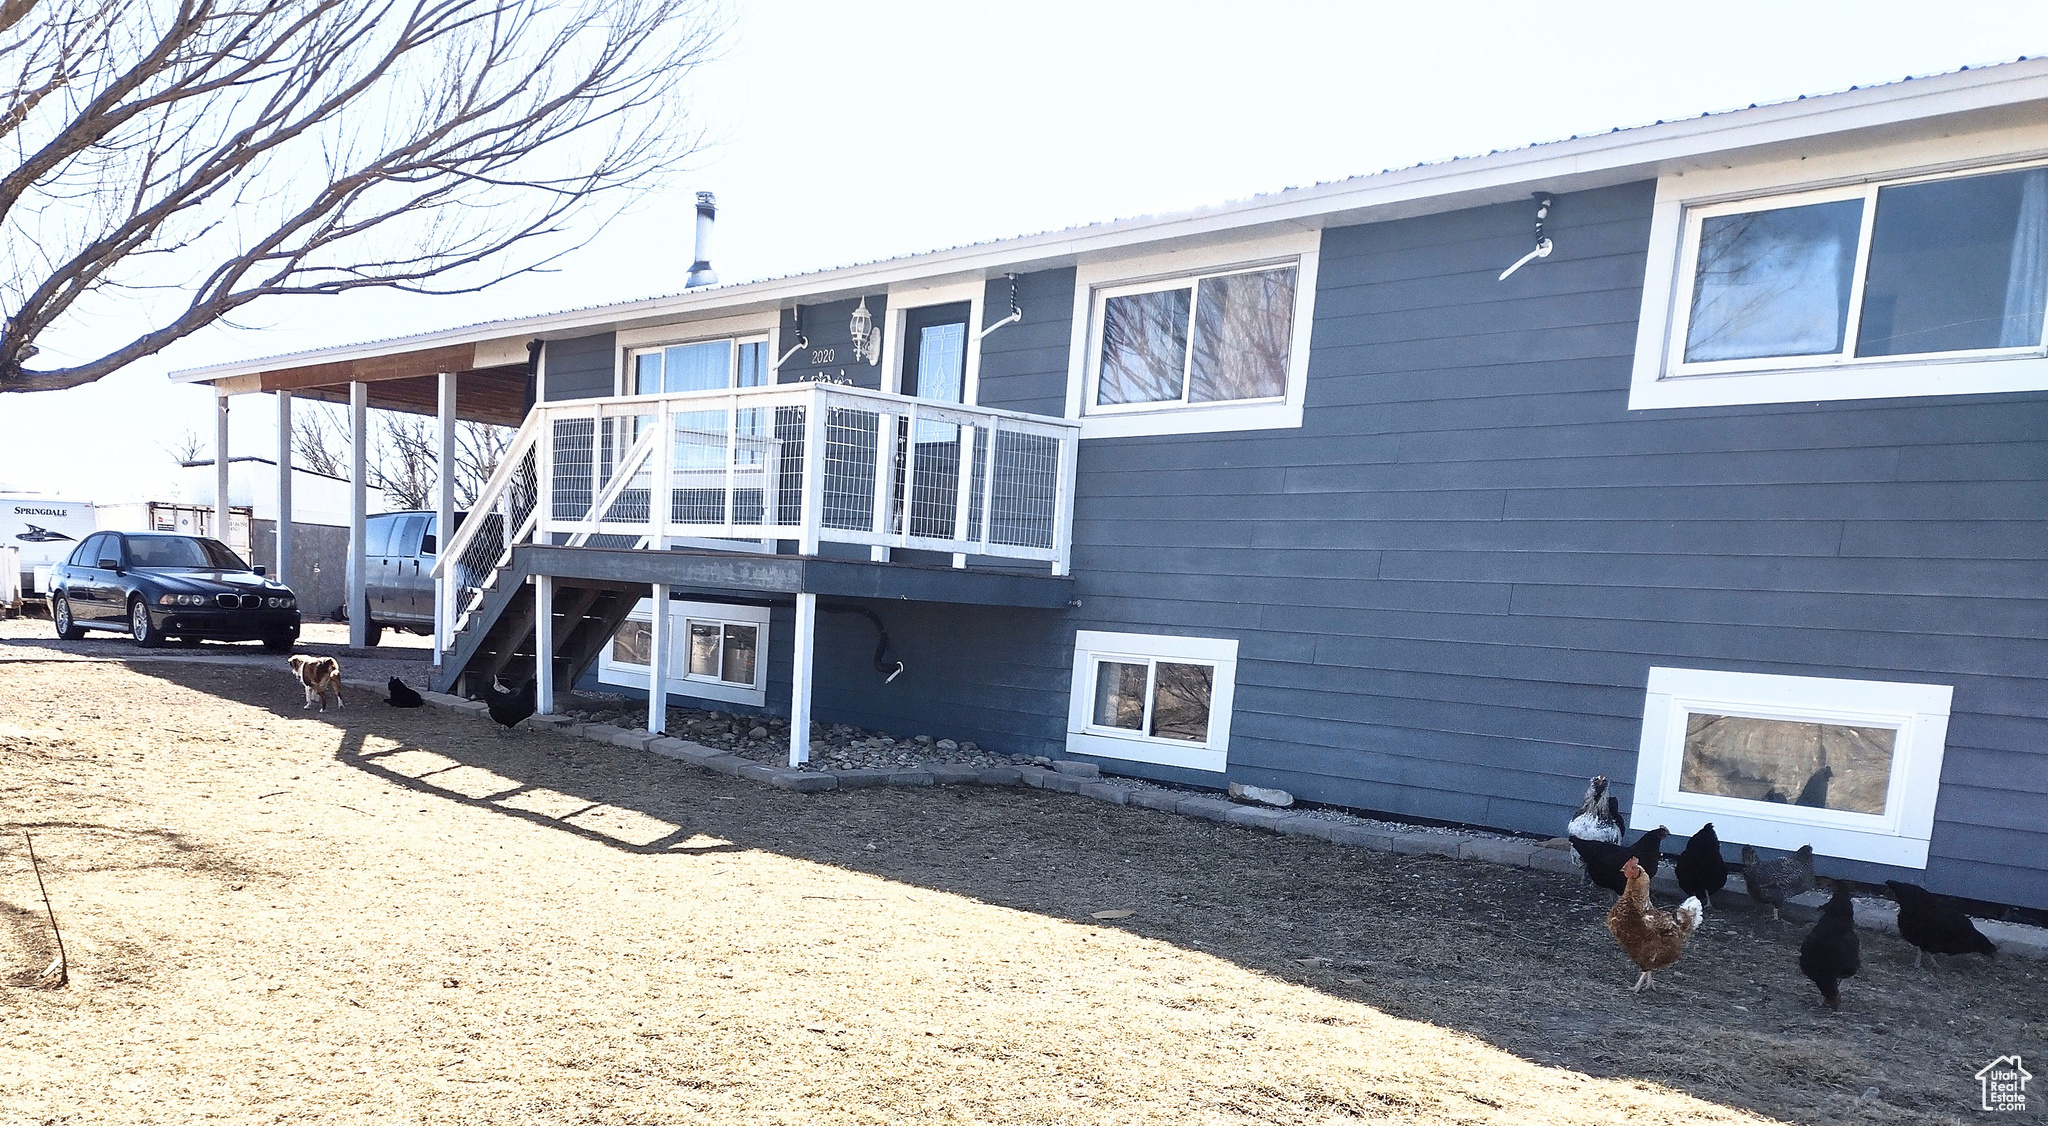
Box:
[849,297,881,365]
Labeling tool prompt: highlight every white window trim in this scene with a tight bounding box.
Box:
[597,597,771,708]
[1629,120,2048,410]
[614,312,781,395]
[1630,667,1953,868]
[1065,230,1319,439]
[1066,630,1238,772]
[884,276,985,406]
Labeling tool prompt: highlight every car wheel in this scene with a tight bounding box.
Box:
[53,597,86,641]
[362,620,383,647]
[129,597,164,648]
[261,632,296,654]
[176,635,203,648]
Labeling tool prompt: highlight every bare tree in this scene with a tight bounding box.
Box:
[291,406,350,480]
[0,0,724,394]
[290,398,509,507]
[157,425,205,463]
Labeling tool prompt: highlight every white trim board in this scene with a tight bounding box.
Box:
[175,60,2048,387]
[1630,666,1953,868]
[1066,630,1238,773]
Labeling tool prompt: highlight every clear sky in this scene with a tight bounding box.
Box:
[4,0,2045,501]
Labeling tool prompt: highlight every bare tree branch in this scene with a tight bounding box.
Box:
[1,0,725,393]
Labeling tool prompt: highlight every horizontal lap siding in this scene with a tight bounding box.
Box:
[543,333,616,401]
[795,187,2048,908]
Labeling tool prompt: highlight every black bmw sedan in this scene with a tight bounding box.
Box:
[50,531,300,651]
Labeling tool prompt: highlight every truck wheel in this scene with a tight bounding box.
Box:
[362,620,383,647]
[53,597,86,640]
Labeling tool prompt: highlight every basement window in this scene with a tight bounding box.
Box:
[1630,667,1953,868]
[597,597,770,708]
[1066,631,1238,772]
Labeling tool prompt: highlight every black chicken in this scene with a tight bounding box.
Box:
[1886,880,1997,968]
[1571,826,1670,896]
[485,679,538,733]
[1673,822,1728,907]
[385,677,424,708]
[1799,881,1860,1010]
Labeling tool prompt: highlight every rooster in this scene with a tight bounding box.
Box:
[1606,856,1703,993]
[1567,775,1626,843]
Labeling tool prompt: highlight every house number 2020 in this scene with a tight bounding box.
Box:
[809,347,836,364]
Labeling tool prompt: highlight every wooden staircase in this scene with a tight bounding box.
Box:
[431,551,644,698]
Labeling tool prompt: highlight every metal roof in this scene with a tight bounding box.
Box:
[175,55,2048,383]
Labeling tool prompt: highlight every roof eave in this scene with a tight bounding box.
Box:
[173,57,2048,385]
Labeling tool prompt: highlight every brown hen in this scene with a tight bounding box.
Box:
[1606,856,1704,993]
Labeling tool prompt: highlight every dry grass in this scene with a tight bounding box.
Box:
[0,656,2037,1125]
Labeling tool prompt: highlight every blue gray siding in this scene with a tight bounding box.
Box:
[794,181,2048,909]
[543,332,616,401]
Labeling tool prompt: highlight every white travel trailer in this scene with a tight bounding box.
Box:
[0,493,98,603]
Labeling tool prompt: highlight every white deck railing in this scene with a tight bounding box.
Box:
[432,382,1080,647]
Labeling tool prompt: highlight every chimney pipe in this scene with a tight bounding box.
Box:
[685,192,717,289]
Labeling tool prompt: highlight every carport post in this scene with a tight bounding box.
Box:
[534,572,554,715]
[434,371,456,666]
[645,582,670,734]
[789,591,816,767]
[213,393,231,545]
[347,381,369,649]
[275,391,292,587]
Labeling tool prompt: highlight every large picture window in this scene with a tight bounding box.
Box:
[1631,152,2048,408]
[1066,631,1238,772]
[597,597,770,708]
[1630,667,1953,868]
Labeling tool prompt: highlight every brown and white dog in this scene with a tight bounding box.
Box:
[287,654,344,712]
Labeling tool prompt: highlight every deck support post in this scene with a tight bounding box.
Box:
[789,591,816,767]
[434,371,456,666]
[213,394,231,546]
[347,381,369,649]
[645,582,670,734]
[274,391,292,587]
[534,572,554,715]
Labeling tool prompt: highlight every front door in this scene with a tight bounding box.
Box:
[896,303,970,538]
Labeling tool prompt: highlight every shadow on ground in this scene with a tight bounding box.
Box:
[122,660,2048,1123]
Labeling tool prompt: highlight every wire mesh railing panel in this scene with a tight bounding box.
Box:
[733,406,772,527]
[670,408,730,526]
[550,417,595,522]
[907,421,963,540]
[822,405,880,532]
[987,428,1061,549]
[773,404,808,527]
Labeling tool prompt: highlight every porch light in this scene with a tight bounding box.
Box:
[849,297,880,365]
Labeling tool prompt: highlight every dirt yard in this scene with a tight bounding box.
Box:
[0,651,2038,1124]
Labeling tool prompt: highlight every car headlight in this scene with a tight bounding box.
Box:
[267,596,291,608]
[184,594,206,606]
[158,593,177,605]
